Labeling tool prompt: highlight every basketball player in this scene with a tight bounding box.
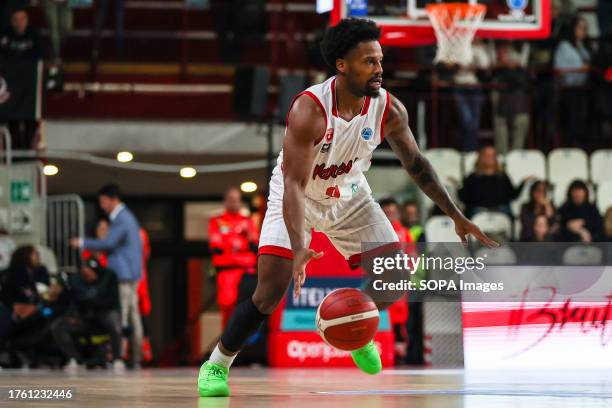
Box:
[198,18,496,397]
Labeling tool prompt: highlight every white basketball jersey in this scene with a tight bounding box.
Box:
[272,76,390,204]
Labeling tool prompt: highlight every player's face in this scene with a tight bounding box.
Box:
[339,41,383,97]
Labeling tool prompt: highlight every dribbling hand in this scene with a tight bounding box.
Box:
[454,216,499,247]
[292,248,324,300]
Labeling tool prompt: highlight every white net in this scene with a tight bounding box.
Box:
[426,3,486,66]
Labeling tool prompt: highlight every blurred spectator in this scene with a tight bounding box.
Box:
[554,16,592,146]
[530,214,554,242]
[208,187,258,328]
[380,198,411,243]
[597,0,612,40]
[401,201,426,243]
[51,257,123,371]
[493,41,530,153]
[136,228,152,363]
[0,245,63,366]
[604,207,612,241]
[459,146,529,218]
[451,38,493,151]
[71,184,143,368]
[82,217,110,267]
[520,180,558,241]
[93,0,126,61]
[593,27,612,135]
[40,0,72,64]
[0,0,28,32]
[379,198,409,362]
[0,8,41,61]
[557,180,603,242]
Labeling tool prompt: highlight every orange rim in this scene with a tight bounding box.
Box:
[426,2,487,18]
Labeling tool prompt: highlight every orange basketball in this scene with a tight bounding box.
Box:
[315,288,380,351]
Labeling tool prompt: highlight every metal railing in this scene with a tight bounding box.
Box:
[46,195,85,273]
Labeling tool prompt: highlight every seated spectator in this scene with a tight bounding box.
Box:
[553,16,592,146]
[51,257,123,371]
[520,180,558,241]
[0,245,63,367]
[603,207,612,241]
[530,214,554,242]
[459,146,528,218]
[380,198,411,243]
[0,8,41,61]
[401,201,426,243]
[557,180,603,242]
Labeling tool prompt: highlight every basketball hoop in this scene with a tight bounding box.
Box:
[426,2,487,66]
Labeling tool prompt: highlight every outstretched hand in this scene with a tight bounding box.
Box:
[292,248,324,300]
[454,217,499,247]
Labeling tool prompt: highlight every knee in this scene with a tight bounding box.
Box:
[251,286,285,315]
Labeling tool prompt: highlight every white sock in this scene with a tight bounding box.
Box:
[209,345,237,369]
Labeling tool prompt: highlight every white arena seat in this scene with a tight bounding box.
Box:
[424,148,462,186]
[471,211,513,240]
[505,150,547,217]
[596,180,612,215]
[474,246,517,265]
[548,148,589,190]
[367,166,411,199]
[590,149,612,185]
[562,245,603,266]
[425,216,461,243]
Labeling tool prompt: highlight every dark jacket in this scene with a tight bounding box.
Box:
[459,173,525,216]
[557,202,603,242]
[0,26,41,61]
[69,267,120,318]
[0,266,49,310]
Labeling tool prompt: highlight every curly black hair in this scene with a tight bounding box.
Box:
[320,18,381,72]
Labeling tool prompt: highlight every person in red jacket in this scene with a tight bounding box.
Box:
[379,198,411,361]
[137,228,153,362]
[209,187,259,328]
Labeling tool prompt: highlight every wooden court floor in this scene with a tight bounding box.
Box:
[0,367,610,407]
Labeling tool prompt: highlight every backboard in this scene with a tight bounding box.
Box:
[331,0,551,46]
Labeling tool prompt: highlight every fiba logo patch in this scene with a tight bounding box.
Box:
[0,77,10,104]
[501,0,534,21]
[361,127,373,141]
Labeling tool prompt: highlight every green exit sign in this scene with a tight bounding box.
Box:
[10,181,32,203]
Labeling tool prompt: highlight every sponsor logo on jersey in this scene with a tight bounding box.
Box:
[312,158,357,181]
[361,127,373,141]
[320,128,333,153]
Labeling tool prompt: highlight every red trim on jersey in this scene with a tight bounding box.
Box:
[361,96,371,116]
[330,77,338,117]
[380,91,391,142]
[259,245,294,260]
[347,241,403,268]
[286,91,328,146]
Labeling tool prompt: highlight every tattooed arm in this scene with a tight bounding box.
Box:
[384,94,497,247]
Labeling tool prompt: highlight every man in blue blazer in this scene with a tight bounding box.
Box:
[72,184,143,369]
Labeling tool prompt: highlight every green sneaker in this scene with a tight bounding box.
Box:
[198,361,230,397]
[351,341,382,375]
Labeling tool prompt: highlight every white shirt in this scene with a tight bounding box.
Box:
[110,203,125,221]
